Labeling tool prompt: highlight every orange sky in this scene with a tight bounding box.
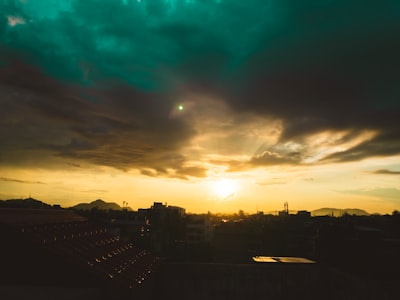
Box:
[2,153,400,214]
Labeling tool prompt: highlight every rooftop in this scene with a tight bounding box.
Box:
[252,256,316,263]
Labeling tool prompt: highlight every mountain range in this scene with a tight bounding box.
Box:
[0,198,369,215]
[0,197,53,209]
[71,199,129,211]
[0,198,130,211]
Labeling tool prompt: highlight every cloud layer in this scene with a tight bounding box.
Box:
[1,0,400,178]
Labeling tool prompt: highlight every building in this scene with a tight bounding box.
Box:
[297,210,311,218]
[134,202,186,255]
[186,214,213,244]
[0,208,159,300]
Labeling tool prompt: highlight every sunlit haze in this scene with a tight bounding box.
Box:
[1,0,400,214]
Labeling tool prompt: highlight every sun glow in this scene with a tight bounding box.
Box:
[211,178,238,200]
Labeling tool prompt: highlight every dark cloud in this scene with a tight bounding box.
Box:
[251,151,303,166]
[228,1,400,154]
[323,133,400,163]
[140,165,207,180]
[1,0,400,175]
[0,61,196,174]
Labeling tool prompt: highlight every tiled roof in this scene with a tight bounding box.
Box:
[1,208,159,289]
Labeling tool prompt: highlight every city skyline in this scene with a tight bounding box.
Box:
[1,1,400,214]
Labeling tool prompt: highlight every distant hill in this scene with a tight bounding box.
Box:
[71,199,124,211]
[311,208,369,217]
[0,198,53,209]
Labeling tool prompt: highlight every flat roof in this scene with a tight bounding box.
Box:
[252,256,316,264]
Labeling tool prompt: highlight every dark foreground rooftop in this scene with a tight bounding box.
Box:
[0,208,159,295]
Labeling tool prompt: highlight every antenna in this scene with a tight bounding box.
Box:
[284,201,289,214]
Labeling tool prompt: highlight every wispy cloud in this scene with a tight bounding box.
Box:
[303,177,315,182]
[0,177,45,184]
[337,187,400,200]
[257,178,290,186]
[81,189,108,194]
[372,169,400,175]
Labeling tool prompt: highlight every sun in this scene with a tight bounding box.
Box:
[211,178,238,200]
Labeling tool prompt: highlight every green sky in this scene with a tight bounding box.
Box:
[1,0,400,213]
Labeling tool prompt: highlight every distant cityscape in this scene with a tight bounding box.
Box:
[1,197,400,299]
[0,196,377,215]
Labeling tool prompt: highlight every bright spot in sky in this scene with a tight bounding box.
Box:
[178,105,184,111]
[211,178,238,200]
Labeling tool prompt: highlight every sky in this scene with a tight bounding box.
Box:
[1,0,400,214]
